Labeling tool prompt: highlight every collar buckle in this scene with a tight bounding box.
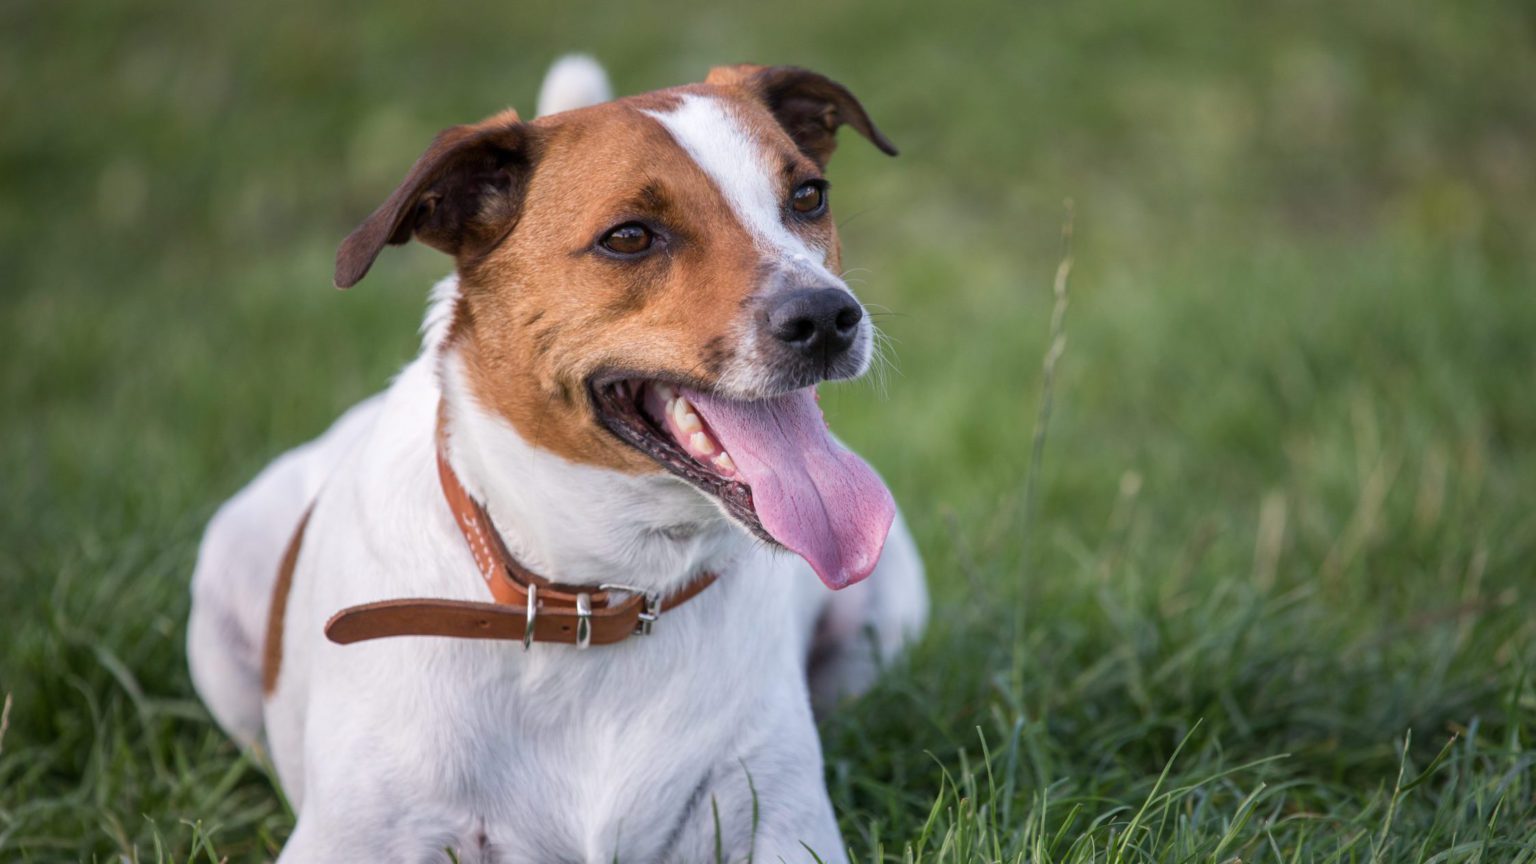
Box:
[600,583,660,636]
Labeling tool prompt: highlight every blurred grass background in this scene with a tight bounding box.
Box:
[3,0,1535,860]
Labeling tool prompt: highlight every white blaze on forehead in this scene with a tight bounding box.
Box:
[644,94,826,268]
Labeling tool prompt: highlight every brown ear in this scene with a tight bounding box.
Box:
[707,64,898,166]
[334,110,538,289]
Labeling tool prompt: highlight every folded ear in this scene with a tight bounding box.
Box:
[707,64,898,166]
[335,110,539,289]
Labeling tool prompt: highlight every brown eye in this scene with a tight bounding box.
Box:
[599,223,655,256]
[790,181,827,216]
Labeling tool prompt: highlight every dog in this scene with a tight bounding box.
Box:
[187,55,927,863]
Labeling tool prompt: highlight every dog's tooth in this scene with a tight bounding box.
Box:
[654,383,675,403]
[689,431,716,455]
[712,452,736,474]
[670,396,701,430]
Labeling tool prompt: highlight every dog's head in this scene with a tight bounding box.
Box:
[336,64,898,588]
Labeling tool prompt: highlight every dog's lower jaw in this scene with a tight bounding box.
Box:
[437,350,750,597]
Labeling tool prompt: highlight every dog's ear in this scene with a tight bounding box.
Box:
[335,110,539,289]
[707,64,898,166]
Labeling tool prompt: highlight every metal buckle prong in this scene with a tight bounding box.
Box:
[599,583,661,636]
[522,583,538,651]
[575,592,592,649]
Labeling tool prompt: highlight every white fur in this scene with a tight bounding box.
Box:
[536,54,613,117]
[646,95,823,265]
[187,392,382,745]
[419,272,462,350]
[187,69,926,863]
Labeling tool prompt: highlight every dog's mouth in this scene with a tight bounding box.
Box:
[592,377,896,589]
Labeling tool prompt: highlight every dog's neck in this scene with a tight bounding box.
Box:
[433,347,749,597]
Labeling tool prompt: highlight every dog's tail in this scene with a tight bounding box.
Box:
[536,54,613,117]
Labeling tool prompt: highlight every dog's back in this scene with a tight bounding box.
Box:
[187,395,381,745]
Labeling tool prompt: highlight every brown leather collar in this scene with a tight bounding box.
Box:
[323,403,717,649]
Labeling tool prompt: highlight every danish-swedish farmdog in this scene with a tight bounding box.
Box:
[187,56,927,863]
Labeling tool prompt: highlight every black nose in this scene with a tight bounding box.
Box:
[767,288,863,360]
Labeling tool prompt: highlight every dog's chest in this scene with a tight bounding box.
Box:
[352,603,806,861]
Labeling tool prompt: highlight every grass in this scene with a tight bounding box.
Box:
[3,0,1535,860]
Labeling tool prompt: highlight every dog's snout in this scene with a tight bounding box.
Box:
[767,288,863,361]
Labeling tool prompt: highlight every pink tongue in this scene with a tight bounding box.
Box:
[681,387,895,589]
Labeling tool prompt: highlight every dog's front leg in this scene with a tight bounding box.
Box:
[274,814,332,864]
[276,805,459,864]
[275,810,406,864]
[750,816,849,864]
[676,805,847,864]
[673,753,849,864]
